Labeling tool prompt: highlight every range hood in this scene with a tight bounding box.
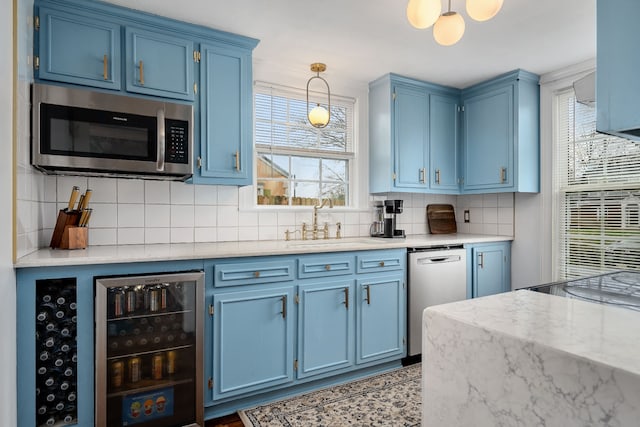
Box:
[573,71,596,107]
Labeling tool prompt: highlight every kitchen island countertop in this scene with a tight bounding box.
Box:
[423,290,640,426]
[15,233,510,268]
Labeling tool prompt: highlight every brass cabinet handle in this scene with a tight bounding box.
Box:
[103,54,108,80]
[500,167,507,184]
[139,60,145,85]
[379,261,385,267]
[281,295,287,319]
[419,167,426,184]
[343,287,349,310]
[435,169,441,185]
[325,264,331,271]
[478,253,484,269]
[365,284,371,305]
[235,151,240,171]
[254,271,260,278]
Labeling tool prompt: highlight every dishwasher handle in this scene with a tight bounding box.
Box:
[416,255,462,264]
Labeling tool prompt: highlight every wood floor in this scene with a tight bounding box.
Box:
[205,413,244,427]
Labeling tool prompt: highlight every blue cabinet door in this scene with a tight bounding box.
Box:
[429,93,460,192]
[195,43,253,185]
[471,242,511,298]
[356,274,405,364]
[125,27,194,101]
[393,83,429,190]
[297,279,355,379]
[38,7,121,90]
[597,0,640,139]
[462,85,513,191]
[212,287,294,400]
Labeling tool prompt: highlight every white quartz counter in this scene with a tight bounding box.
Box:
[14,233,510,268]
[423,290,640,426]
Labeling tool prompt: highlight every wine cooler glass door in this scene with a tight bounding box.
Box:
[95,271,204,427]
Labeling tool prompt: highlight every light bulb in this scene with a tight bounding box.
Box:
[466,0,503,22]
[406,0,441,29]
[308,105,330,127]
[433,12,465,46]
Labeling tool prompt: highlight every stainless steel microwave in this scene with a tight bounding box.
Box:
[32,83,194,180]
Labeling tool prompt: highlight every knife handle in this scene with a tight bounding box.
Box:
[67,186,80,211]
[79,189,92,211]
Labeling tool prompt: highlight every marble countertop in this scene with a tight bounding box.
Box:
[15,233,511,268]
[426,290,640,377]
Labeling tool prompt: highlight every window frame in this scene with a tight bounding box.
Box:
[252,81,357,208]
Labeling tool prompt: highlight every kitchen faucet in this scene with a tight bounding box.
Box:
[310,198,333,240]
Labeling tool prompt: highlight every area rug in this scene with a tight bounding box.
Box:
[238,363,421,427]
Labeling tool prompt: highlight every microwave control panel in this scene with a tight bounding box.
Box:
[166,120,189,164]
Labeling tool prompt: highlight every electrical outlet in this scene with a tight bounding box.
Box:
[464,210,470,223]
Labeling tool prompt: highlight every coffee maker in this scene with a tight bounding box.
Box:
[370,200,405,238]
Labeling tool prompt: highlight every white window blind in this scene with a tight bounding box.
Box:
[555,89,640,279]
[254,82,355,206]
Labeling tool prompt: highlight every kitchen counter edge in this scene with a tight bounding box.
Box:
[15,234,512,268]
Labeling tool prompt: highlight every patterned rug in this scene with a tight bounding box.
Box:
[238,363,421,427]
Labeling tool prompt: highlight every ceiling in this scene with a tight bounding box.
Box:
[104,0,595,88]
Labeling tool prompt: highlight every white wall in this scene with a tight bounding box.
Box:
[1,0,17,425]
[510,59,595,289]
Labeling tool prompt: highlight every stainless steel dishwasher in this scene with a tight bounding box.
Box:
[408,245,467,357]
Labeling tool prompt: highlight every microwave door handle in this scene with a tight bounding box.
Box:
[157,109,165,171]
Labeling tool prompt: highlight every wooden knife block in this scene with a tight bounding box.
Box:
[50,210,87,249]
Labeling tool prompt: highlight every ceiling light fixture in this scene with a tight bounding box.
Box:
[306,63,331,128]
[406,0,504,46]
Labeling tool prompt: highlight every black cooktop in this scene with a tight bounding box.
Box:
[527,270,640,311]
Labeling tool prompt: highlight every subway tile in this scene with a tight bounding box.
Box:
[483,223,498,235]
[170,228,194,243]
[258,211,278,227]
[498,207,514,224]
[277,211,296,227]
[469,223,484,234]
[43,175,57,203]
[117,204,144,228]
[217,227,238,242]
[58,176,89,204]
[498,224,514,236]
[217,186,239,205]
[457,222,470,233]
[217,206,239,227]
[498,193,514,208]
[344,212,361,225]
[194,205,217,227]
[145,228,170,244]
[171,205,195,228]
[483,193,498,207]
[145,205,170,228]
[238,211,258,227]
[483,207,498,224]
[469,207,484,224]
[90,203,118,228]
[90,228,117,246]
[145,181,170,204]
[117,179,144,204]
[195,227,217,243]
[194,185,217,205]
[88,177,117,203]
[170,181,194,205]
[239,226,259,241]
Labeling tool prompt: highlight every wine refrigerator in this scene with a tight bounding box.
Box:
[95,271,204,427]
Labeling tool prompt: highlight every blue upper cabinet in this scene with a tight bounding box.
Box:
[37,7,121,90]
[461,70,540,193]
[369,74,460,194]
[125,27,194,101]
[429,93,460,192]
[597,0,640,140]
[195,43,254,185]
[394,83,429,190]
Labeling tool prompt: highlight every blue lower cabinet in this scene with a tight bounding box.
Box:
[297,279,355,379]
[356,273,406,364]
[469,241,511,298]
[211,287,295,401]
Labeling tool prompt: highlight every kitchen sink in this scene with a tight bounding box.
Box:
[285,238,380,248]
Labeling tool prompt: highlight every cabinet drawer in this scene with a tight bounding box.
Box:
[214,259,295,287]
[298,255,355,278]
[356,250,405,274]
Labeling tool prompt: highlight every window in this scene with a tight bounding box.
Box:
[554,89,640,279]
[254,82,354,206]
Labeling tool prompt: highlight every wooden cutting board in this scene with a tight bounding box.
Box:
[426,204,457,234]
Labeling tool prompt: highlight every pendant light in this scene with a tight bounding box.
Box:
[433,0,465,46]
[306,63,331,128]
[405,0,504,46]
[466,0,504,22]
[406,0,441,29]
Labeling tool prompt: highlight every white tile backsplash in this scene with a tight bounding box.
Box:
[17,167,516,253]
